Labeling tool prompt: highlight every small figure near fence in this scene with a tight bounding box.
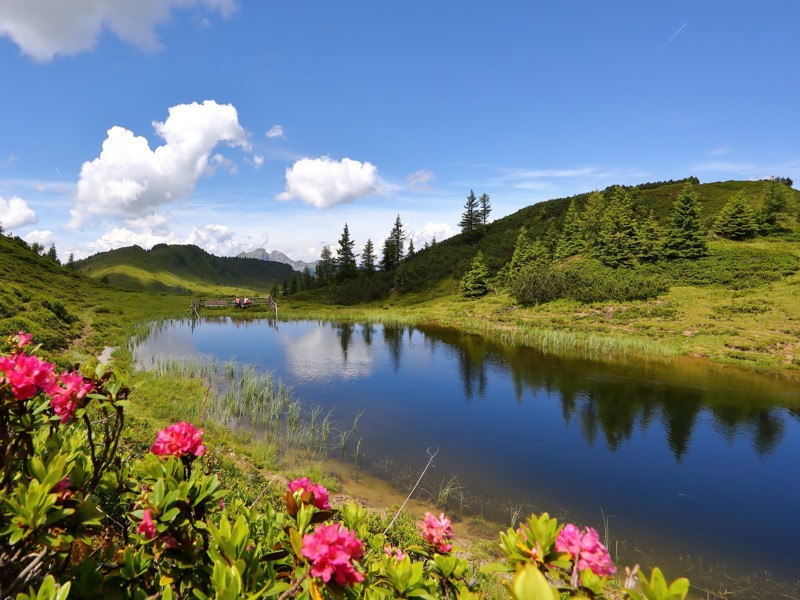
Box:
[234,296,242,308]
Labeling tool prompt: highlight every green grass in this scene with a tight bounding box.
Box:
[0,233,188,362]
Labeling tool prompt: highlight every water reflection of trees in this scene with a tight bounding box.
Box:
[417,326,791,462]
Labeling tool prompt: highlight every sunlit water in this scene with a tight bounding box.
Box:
[134,317,800,585]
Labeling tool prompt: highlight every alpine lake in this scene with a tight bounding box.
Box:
[133,317,800,593]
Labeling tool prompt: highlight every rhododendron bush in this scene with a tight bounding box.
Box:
[0,332,690,599]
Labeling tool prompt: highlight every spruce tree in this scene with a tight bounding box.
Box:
[334,223,357,281]
[407,238,415,257]
[381,215,405,271]
[662,183,708,259]
[316,246,335,283]
[506,228,550,283]
[714,191,759,240]
[46,244,58,263]
[760,180,788,231]
[593,187,639,268]
[361,239,377,273]
[460,251,490,297]
[479,193,492,226]
[555,199,584,258]
[458,190,482,241]
[636,210,662,262]
[580,191,605,250]
[302,266,313,289]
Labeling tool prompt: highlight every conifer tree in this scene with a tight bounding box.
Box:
[46,244,58,263]
[593,187,639,268]
[580,191,605,250]
[316,245,335,282]
[714,191,759,240]
[334,223,357,281]
[407,238,415,257]
[760,179,788,231]
[479,193,492,226]
[505,227,550,283]
[662,183,708,259]
[360,239,377,273]
[459,190,482,241]
[636,210,662,262]
[555,199,584,258]
[301,266,313,288]
[381,215,405,270]
[460,251,490,297]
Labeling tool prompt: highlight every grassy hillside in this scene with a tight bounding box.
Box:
[76,243,294,295]
[0,233,187,362]
[394,179,800,290]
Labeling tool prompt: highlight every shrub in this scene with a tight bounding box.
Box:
[509,260,668,305]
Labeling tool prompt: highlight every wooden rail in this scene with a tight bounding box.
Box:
[190,296,278,318]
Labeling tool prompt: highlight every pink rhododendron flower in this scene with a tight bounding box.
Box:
[0,352,56,400]
[556,524,617,577]
[151,422,206,458]
[49,371,94,423]
[384,546,406,561]
[301,523,364,586]
[287,477,331,510]
[15,332,33,347]
[137,509,157,539]
[419,512,454,553]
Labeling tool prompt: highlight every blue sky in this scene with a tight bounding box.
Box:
[1,1,798,262]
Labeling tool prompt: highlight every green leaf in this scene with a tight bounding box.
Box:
[510,564,559,600]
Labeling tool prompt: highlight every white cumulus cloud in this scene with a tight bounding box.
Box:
[87,227,177,253]
[23,230,55,246]
[277,156,384,209]
[0,195,37,229]
[0,0,236,62]
[71,100,249,227]
[411,222,455,247]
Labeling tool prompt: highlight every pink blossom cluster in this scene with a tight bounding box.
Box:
[555,524,617,577]
[301,523,364,586]
[287,477,331,510]
[0,350,56,400]
[151,422,206,458]
[384,546,407,561]
[137,509,157,539]
[12,332,33,348]
[418,512,454,553]
[0,336,94,423]
[49,371,94,423]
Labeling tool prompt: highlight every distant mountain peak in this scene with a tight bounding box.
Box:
[237,248,317,273]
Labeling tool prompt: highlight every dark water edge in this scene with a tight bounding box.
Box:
[133,317,800,592]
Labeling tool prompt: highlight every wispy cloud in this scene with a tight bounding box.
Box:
[266,125,286,139]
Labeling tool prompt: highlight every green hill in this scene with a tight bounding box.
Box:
[394,178,800,291]
[76,243,294,294]
[0,234,187,359]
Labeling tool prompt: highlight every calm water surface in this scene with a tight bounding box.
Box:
[135,317,800,584]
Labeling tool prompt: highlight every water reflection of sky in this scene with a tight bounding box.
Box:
[134,318,800,585]
[278,325,373,382]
